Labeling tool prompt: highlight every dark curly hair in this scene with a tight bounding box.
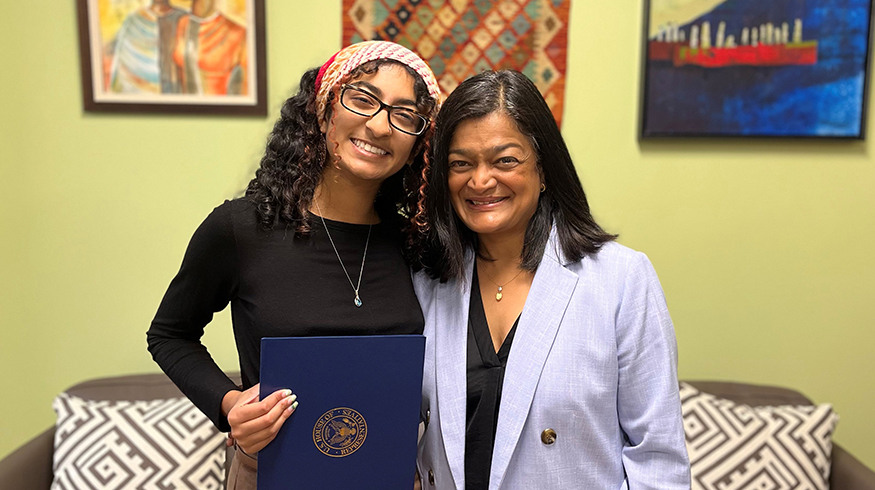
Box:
[245,59,437,255]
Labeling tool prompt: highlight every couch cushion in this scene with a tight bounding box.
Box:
[51,392,226,489]
[680,382,838,490]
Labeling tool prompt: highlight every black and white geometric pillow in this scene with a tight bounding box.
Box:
[680,382,839,490]
[52,392,226,490]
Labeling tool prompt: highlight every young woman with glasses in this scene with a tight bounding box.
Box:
[146,41,441,488]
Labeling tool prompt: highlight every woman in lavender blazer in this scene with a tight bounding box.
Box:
[412,70,690,490]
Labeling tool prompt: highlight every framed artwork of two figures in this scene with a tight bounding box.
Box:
[76,0,266,115]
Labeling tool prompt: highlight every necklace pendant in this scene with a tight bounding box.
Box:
[495,286,503,302]
[354,294,363,308]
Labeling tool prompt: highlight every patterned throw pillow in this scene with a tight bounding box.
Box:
[52,392,226,490]
[680,382,839,490]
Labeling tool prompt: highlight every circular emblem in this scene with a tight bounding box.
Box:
[312,407,368,457]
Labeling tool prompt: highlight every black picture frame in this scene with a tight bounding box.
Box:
[76,0,267,116]
[639,0,874,139]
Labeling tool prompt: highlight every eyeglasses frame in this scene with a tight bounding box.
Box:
[339,84,429,136]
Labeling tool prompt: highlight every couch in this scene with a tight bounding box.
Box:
[0,374,872,489]
[0,373,238,489]
[684,380,875,489]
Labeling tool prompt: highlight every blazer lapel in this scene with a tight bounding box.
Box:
[489,234,579,490]
[434,256,475,490]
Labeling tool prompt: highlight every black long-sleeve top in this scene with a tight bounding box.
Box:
[147,199,424,431]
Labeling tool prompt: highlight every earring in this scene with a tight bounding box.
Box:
[540,183,546,193]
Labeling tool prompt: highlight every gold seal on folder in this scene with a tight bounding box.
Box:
[313,407,368,457]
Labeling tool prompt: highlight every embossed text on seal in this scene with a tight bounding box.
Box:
[313,407,368,457]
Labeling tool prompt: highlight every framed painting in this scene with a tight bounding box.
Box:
[640,0,874,138]
[76,0,266,115]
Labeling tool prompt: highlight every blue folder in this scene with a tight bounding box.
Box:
[258,335,425,490]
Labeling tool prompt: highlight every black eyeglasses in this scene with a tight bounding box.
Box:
[340,84,429,136]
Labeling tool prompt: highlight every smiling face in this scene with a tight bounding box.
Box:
[321,63,420,188]
[447,111,542,243]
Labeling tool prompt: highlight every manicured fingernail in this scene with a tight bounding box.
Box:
[283,389,292,397]
[286,394,297,404]
[291,401,299,411]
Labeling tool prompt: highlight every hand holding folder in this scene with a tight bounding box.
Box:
[226,384,299,454]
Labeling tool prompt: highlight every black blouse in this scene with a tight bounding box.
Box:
[465,269,519,490]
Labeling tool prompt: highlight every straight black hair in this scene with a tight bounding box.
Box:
[421,70,616,281]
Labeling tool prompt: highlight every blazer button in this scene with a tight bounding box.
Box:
[541,428,557,445]
[426,409,430,424]
[428,469,435,485]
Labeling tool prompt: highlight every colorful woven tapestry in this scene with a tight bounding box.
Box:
[342,0,571,126]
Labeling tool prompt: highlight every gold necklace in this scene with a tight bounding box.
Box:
[478,262,525,302]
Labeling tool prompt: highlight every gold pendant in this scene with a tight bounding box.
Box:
[495,286,503,301]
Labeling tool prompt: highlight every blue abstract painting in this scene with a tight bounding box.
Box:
[640,0,874,138]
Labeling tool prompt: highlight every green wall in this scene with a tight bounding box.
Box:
[2,0,873,469]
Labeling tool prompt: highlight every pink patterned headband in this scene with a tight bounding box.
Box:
[315,41,442,126]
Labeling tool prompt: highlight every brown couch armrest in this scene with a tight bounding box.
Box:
[0,427,54,490]
[683,380,814,406]
[831,444,875,490]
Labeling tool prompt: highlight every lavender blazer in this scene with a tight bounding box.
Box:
[413,232,691,490]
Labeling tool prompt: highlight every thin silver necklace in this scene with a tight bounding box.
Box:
[314,201,372,308]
